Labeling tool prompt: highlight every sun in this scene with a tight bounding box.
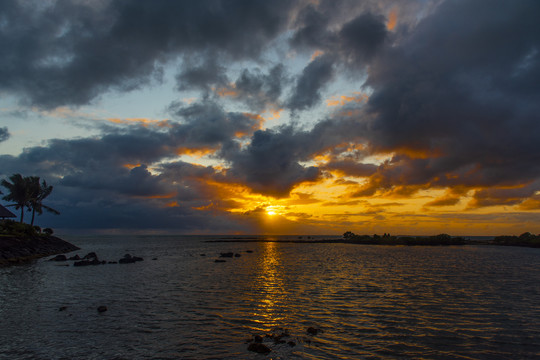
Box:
[265,205,280,216]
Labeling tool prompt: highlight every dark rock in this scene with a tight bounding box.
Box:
[119,254,144,264]
[247,343,271,354]
[59,306,67,311]
[254,335,263,343]
[152,257,157,260]
[220,252,234,258]
[234,253,241,257]
[73,259,101,266]
[97,306,107,313]
[307,327,320,336]
[214,259,226,263]
[287,341,296,347]
[246,250,253,253]
[82,252,98,260]
[108,261,117,264]
[68,254,81,260]
[49,254,67,261]
[200,254,206,256]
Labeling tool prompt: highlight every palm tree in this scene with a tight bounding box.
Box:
[1,173,31,223]
[27,176,60,226]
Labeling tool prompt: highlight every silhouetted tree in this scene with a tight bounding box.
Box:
[27,176,60,226]
[1,174,31,223]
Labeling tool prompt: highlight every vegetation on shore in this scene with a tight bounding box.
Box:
[342,232,466,245]
[492,232,540,248]
[0,174,74,265]
[0,219,54,238]
[343,231,540,248]
[0,220,79,266]
[1,173,60,225]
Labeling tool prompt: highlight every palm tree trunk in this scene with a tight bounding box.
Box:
[20,207,24,223]
[31,208,36,226]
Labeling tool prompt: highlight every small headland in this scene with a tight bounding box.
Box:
[0,220,79,266]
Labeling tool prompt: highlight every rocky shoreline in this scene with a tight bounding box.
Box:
[0,235,80,266]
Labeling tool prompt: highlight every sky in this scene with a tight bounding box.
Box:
[1,0,540,236]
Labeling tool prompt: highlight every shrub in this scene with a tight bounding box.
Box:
[0,220,38,236]
[43,228,54,235]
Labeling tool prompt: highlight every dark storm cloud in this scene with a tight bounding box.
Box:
[290,4,333,49]
[229,65,288,112]
[345,0,540,201]
[288,54,335,111]
[291,6,389,64]
[0,127,9,142]
[0,0,296,108]
[338,12,388,64]
[176,54,229,93]
[221,126,321,197]
[169,100,261,145]
[286,7,390,111]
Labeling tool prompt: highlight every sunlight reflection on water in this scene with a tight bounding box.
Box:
[1,236,540,359]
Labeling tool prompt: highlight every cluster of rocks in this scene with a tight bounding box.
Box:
[48,252,144,266]
[245,326,322,354]
[209,250,253,263]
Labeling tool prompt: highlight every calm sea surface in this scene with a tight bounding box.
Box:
[1,235,540,359]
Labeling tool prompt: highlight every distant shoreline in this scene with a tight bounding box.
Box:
[207,235,540,248]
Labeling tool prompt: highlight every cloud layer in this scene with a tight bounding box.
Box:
[1,0,539,234]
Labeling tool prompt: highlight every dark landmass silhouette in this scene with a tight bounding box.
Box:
[208,232,540,248]
[0,220,79,265]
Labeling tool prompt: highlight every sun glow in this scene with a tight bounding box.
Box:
[265,205,283,216]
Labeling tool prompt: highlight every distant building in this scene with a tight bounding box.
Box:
[0,204,16,219]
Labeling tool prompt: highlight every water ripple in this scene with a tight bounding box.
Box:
[1,238,540,359]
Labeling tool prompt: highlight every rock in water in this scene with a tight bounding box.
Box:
[119,254,144,264]
[82,252,98,260]
[48,254,67,261]
[97,306,107,313]
[247,343,271,354]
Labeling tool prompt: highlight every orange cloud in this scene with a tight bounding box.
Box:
[216,84,239,98]
[262,108,283,121]
[234,112,266,137]
[518,197,540,210]
[176,147,217,158]
[123,163,141,170]
[138,192,177,200]
[166,201,179,207]
[107,118,171,128]
[311,50,324,60]
[387,7,398,31]
[327,92,369,107]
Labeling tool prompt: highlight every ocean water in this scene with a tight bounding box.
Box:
[1,235,540,360]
